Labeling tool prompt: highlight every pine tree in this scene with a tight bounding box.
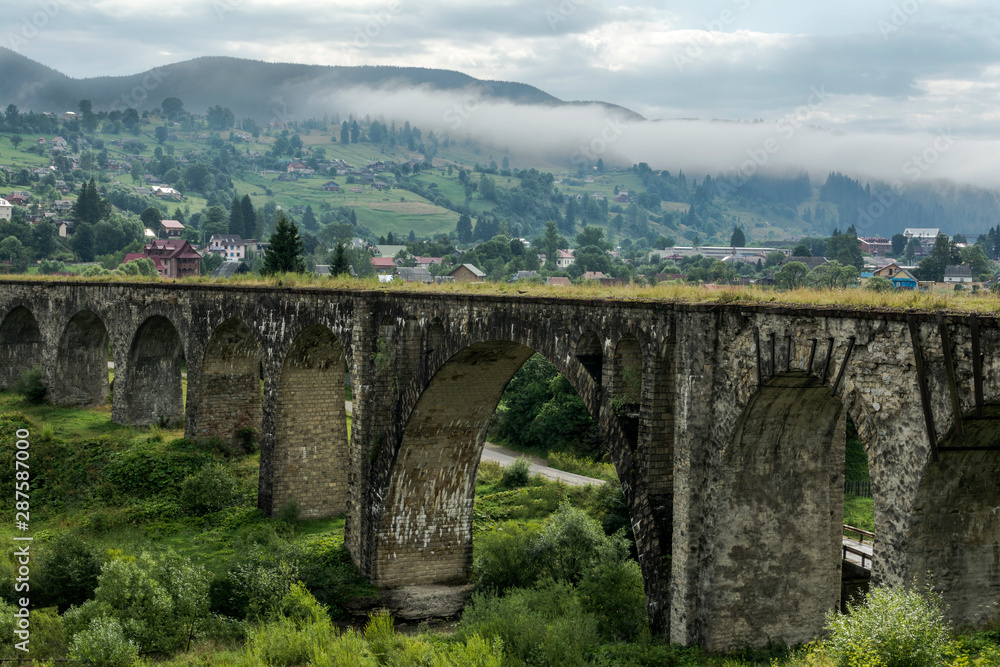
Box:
[228,197,244,237]
[301,205,318,231]
[456,214,472,244]
[240,195,255,239]
[330,241,351,276]
[730,225,746,247]
[263,212,305,275]
[74,179,102,225]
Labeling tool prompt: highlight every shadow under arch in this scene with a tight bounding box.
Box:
[702,370,849,649]
[906,408,1000,629]
[0,306,42,389]
[196,318,262,447]
[374,339,559,588]
[270,323,349,519]
[123,315,185,426]
[50,310,110,406]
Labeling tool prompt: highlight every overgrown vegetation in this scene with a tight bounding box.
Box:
[0,368,996,665]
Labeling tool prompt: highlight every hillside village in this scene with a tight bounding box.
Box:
[0,103,998,291]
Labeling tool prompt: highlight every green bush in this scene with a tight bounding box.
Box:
[458,579,601,667]
[241,616,335,667]
[0,601,67,660]
[533,502,628,583]
[288,535,375,618]
[64,551,210,657]
[280,581,329,627]
[68,616,138,667]
[179,463,238,515]
[473,521,542,593]
[12,366,46,403]
[822,585,951,667]
[500,456,532,489]
[211,546,298,621]
[311,628,378,666]
[579,560,648,642]
[34,532,102,612]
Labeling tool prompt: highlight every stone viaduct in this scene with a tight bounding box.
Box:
[1,279,998,650]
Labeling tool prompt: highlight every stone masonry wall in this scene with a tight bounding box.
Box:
[1,281,999,651]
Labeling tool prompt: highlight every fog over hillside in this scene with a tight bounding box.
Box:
[328,84,996,191]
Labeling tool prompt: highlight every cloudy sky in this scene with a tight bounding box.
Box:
[5,0,1000,184]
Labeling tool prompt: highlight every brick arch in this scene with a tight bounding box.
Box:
[698,371,849,649]
[122,315,185,426]
[196,318,262,446]
[270,322,349,519]
[612,332,644,447]
[0,305,42,389]
[905,409,1000,630]
[575,329,603,385]
[50,310,110,406]
[372,339,538,588]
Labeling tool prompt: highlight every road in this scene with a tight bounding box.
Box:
[346,401,604,487]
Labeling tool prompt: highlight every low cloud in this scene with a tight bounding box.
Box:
[313,84,997,189]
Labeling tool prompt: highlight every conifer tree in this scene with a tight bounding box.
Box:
[263,212,305,274]
[227,197,244,237]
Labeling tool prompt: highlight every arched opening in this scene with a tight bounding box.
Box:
[0,306,42,389]
[272,324,349,519]
[703,371,847,649]
[197,319,262,450]
[123,316,184,426]
[612,333,643,446]
[374,340,538,588]
[906,410,1000,629]
[575,330,603,385]
[50,311,110,406]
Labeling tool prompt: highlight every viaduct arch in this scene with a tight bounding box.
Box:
[0,280,998,651]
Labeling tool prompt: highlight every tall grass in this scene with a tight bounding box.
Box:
[6,274,1000,314]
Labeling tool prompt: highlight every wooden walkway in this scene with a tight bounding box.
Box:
[842,524,875,570]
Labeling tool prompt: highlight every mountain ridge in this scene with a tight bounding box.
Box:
[0,48,644,122]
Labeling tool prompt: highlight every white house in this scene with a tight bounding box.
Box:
[556,249,575,269]
[0,198,12,221]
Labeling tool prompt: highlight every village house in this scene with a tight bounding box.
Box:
[859,236,892,255]
[208,234,253,260]
[0,198,11,221]
[556,249,575,269]
[371,257,397,274]
[872,262,903,278]
[449,264,485,283]
[322,181,340,192]
[160,219,186,238]
[124,239,201,278]
[944,265,973,284]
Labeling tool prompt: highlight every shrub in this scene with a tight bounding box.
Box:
[0,601,67,660]
[280,581,329,627]
[242,616,335,667]
[34,531,102,612]
[822,585,951,667]
[65,551,211,656]
[179,463,238,515]
[458,580,601,666]
[211,546,298,621]
[12,366,46,403]
[499,456,531,489]
[473,521,542,593]
[68,617,138,667]
[312,628,378,666]
[532,502,628,583]
[579,560,648,642]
